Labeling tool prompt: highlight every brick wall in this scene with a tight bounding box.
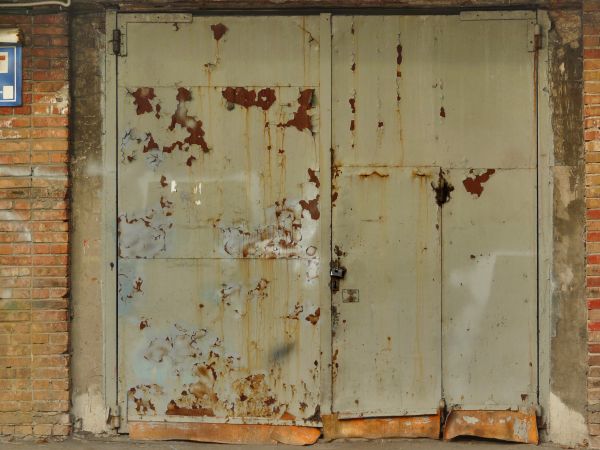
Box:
[586,0,600,438]
[0,13,70,438]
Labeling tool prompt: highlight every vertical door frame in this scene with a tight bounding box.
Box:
[537,9,553,431]
[318,12,334,417]
[103,8,120,428]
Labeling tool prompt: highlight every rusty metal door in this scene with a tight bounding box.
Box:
[331,13,538,417]
[116,15,325,427]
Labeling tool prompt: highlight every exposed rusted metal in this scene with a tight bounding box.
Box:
[322,412,441,441]
[305,307,321,325]
[307,168,320,188]
[443,410,539,444]
[222,87,276,110]
[210,23,228,41]
[299,196,320,220]
[462,168,496,197]
[129,422,321,445]
[130,87,156,115]
[165,87,210,155]
[440,106,446,118]
[280,89,315,132]
[431,169,454,206]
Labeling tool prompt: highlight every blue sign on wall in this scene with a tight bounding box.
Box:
[0,45,22,108]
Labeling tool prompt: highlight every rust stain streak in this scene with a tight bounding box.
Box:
[359,171,389,179]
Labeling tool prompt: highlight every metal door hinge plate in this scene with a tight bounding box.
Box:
[460,11,536,21]
[110,29,122,56]
[108,405,121,429]
[528,22,542,52]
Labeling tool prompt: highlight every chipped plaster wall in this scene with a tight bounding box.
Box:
[547,11,588,447]
[67,5,588,445]
[70,12,112,435]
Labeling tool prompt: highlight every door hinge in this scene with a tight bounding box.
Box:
[108,404,121,429]
[528,23,542,52]
[111,28,122,56]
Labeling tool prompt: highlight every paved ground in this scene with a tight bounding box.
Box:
[0,437,561,450]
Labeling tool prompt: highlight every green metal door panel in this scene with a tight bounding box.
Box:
[331,15,535,169]
[120,16,320,88]
[118,86,320,259]
[117,15,324,426]
[331,14,538,416]
[441,168,538,410]
[119,258,321,424]
[331,165,442,417]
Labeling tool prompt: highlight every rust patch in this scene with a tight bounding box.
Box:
[186,155,196,167]
[281,411,296,421]
[440,107,446,118]
[431,169,454,207]
[211,23,228,41]
[323,412,441,441]
[443,409,538,444]
[222,87,276,111]
[248,278,270,301]
[349,97,356,114]
[299,195,320,220]
[139,319,149,330]
[128,385,161,417]
[280,89,314,132]
[167,401,215,417]
[462,169,495,198]
[396,43,403,77]
[305,307,321,325]
[378,121,384,128]
[131,87,155,115]
[359,171,388,179]
[307,168,320,188]
[160,176,168,188]
[351,62,356,72]
[164,87,210,155]
[286,303,304,320]
[133,277,143,293]
[143,135,159,153]
[349,120,355,131]
[306,405,321,422]
[233,374,282,418]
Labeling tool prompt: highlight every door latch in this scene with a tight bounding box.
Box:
[330,262,346,293]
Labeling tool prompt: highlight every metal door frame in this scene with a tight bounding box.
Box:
[102,9,553,431]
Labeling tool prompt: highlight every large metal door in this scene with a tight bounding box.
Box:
[331,13,538,416]
[116,15,325,426]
